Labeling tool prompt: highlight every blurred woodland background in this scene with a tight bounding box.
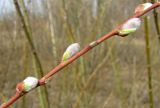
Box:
[0,0,160,108]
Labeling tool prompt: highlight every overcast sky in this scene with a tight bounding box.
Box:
[0,0,45,18]
[0,0,14,13]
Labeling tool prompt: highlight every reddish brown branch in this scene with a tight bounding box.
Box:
[39,30,118,85]
[0,2,159,108]
[0,93,22,108]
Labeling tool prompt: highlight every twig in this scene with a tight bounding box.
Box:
[0,2,159,108]
[13,0,50,108]
[144,1,155,108]
[62,0,75,42]
[46,0,57,63]
[144,15,154,108]
[39,2,160,84]
[151,0,160,44]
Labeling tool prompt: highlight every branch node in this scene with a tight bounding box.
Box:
[89,41,98,47]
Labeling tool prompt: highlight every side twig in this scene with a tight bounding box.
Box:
[0,2,159,108]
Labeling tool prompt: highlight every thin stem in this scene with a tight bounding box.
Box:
[153,10,160,42]
[62,0,75,42]
[144,16,154,108]
[13,0,50,108]
[144,1,154,108]
[0,2,159,108]
[46,0,57,63]
[151,0,160,43]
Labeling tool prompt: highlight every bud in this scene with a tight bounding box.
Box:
[118,18,141,36]
[62,43,80,61]
[16,77,38,93]
[135,3,152,14]
[16,82,24,93]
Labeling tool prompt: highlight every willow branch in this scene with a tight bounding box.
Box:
[0,2,159,108]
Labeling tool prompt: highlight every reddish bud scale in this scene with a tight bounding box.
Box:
[16,82,24,93]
